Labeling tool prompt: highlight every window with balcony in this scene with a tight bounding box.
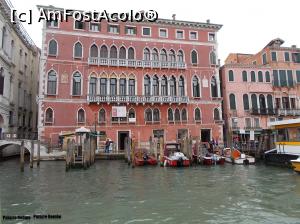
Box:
[45,108,54,123]
[110,78,117,95]
[74,42,83,58]
[119,47,126,59]
[251,94,258,112]
[90,23,100,32]
[267,95,274,112]
[110,46,118,59]
[228,70,234,82]
[145,108,152,122]
[129,78,135,96]
[161,76,168,96]
[265,71,271,82]
[191,50,198,65]
[74,21,84,30]
[243,94,249,110]
[119,78,126,95]
[242,71,247,82]
[282,97,290,109]
[258,71,263,82]
[48,39,58,56]
[89,77,97,95]
[142,27,151,36]
[179,76,185,96]
[291,98,296,109]
[275,98,281,109]
[159,29,167,38]
[90,44,98,58]
[47,70,57,95]
[175,108,180,121]
[176,30,184,39]
[152,49,159,61]
[144,75,151,96]
[144,48,150,60]
[77,109,85,123]
[100,45,108,58]
[153,108,160,122]
[251,71,256,82]
[100,78,107,95]
[211,76,218,97]
[125,26,136,35]
[194,108,201,121]
[259,95,267,114]
[168,108,173,122]
[128,47,135,59]
[229,94,236,110]
[170,76,176,96]
[108,25,119,34]
[160,49,167,61]
[182,108,187,121]
[192,76,200,97]
[169,50,176,62]
[72,72,81,95]
[98,108,106,123]
[271,52,277,62]
[178,50,184,62]
[287,70,294,87]
[152,75,159,95]
[279,70,287,87]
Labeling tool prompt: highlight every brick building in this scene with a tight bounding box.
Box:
[38,5,223,150]
[221,38,300,145]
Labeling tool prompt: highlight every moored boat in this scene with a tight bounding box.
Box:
[162,143,190,167]
[291,157,300,173]
[134,153,157,166]
[224,148,255,165]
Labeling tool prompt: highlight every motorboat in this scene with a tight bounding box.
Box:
[291,157,300,173]
[134,153,157,166]
[224,148,255,165]
[161,143,190,167]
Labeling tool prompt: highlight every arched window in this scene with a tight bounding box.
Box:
[169,76,176,96]
[191,50,198,65]
[74,42,83,58]
[1,27,6,49]
[110,46,117,58]
[48,39,58,56]
[210,51,216,65]
[251,94,258,110]
[72,72,81,95]
[47,70,57,95]
[128,47,135,59]
[214,108,220,120]
[144,48,150,60]
[100,78,107,95]
[144,75,151,96]
[77,109,85,123]
[175,108,180,121]
[211,76,218,97]
[181,108,187,121]
[129,108,135,118]
[243,94,249,110]
[98,109,106,123]
[194,108,201,121]
[153,108,160,121]
[145,108,152,122]
[160,49,167,61]
[179,76,185,96]
[229,94,236,110]
[119,78,126,95]
[168,108,173,121]
[228,70,234,81]
[258,71,263,82]
[242,71,247,82]
[193,76,200,97]
[110,78,117,95]
[161,76,168,96]
[152,75,159,95]
[89,77,97,95]
[267,95,273,112]
[259,94,266,113]
[45,108,53,123]
[265,71,271,82]
[169,50,176,62]
[100,45,108,58]
[178,50,184,62]
[129,78,135,96]
[90,44,98,57]
[152,49,159,61]
[251,71,256,82]
[119,46,126,59]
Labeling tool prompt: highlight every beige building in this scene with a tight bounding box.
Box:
[0,0,40,139]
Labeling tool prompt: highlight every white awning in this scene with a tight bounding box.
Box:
[75,127,91,133]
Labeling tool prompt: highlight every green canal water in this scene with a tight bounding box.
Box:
[0,159,300,224]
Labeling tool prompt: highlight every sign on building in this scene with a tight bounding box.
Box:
[250,130,255,141]
[112,106,127,117]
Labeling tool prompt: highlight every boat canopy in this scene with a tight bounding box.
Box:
[268,118,300,129]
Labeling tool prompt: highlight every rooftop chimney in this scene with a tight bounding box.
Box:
[206,19,210,24]
[172,14,176,20]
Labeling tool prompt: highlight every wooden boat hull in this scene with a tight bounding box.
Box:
[134,156,157,166]
[291,160,300,172]
[225,156,255,165]
[164,158,190,167]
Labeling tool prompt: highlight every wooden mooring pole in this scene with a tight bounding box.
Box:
[20,140,24,172]
[30,140,34,169]
[37,140,40,167]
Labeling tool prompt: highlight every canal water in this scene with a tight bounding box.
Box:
[0,159,300,224]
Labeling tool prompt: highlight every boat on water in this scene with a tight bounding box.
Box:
[224,148,255,165]
[162,143,190,167]
[265,118,300,167]
[291,157,300,173]
[198,149,225,165]
[134,152,157,166]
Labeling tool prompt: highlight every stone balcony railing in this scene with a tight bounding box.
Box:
[88,57,187,69]
[275,108,300,116]
[250,108,276,115]
[87,94,189,104]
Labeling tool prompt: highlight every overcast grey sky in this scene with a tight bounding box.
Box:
[10,0,300,63]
